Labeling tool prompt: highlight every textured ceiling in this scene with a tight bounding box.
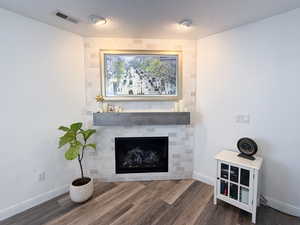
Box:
[0,0,299,39]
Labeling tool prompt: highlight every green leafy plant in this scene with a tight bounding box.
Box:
[58,122,96,181]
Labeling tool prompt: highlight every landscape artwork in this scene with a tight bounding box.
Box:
[101,50,181,100]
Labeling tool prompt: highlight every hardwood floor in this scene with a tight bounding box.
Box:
[1,179,299,225]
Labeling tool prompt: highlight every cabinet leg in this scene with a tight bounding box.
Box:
[214,182,217,205]
[214,195,217,205]
[252,212,256,224]
[214,160,218,205]
[252,170,258,223]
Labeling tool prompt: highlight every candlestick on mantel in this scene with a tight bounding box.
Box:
[178,100,184,112]
[174,102,179,112]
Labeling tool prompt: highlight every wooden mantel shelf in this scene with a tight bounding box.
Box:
[93,112,190,126]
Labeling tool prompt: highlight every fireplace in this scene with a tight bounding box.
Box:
[115,137,168,173]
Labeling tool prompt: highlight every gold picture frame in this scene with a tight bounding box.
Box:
[100,50,182,101]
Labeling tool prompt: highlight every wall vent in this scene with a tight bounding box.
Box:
[55,11,79,24]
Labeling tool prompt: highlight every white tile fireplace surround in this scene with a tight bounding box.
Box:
[83,38,197,181]
[86,126,194,181]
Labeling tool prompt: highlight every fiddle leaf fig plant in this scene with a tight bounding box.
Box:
[58,122,96,180]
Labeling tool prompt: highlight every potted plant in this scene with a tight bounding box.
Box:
[58,122,96,203]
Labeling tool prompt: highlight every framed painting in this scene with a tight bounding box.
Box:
[100,50,182,101]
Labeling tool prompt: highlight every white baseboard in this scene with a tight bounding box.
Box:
[0,185,69,221]
[192,171,214,185]
[264,196,300,217]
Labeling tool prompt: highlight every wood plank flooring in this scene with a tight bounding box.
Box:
[1,179,299,225]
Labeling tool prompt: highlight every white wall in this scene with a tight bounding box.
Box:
[0,8,85,220]
[195,8,300,216]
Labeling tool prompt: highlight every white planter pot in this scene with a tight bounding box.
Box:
[69,177,94,203]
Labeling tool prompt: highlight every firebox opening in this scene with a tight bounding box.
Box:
[115,137,168,174]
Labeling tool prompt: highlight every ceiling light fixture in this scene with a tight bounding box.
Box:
[178,19,192,28]
[89,15,107,25]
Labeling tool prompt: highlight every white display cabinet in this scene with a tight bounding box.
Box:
[214,150,263,224]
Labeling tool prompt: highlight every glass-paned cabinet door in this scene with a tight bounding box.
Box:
[240,187,249,204]
[221,163,229,179]
[240,168,250,187]
[230,166,239,183]
[239,168,251,206]
[220,180,228,196]
[229,183,238,200]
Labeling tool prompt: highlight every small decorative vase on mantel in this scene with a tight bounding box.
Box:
[95,95,104,113]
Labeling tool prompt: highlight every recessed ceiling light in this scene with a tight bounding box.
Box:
[178,19,192,28]
[89,15,107,25]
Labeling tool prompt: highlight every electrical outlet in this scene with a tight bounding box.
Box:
[235,114,250,124]
[38,172,46,182]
